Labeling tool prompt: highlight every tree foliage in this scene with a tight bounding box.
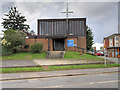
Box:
[1,7,30,31]
[1,29,26,53]
[86,25,94,51]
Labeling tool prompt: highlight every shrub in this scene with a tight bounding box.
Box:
[1,46,13,56]
[11,47,20,53]
[30,43,43,53]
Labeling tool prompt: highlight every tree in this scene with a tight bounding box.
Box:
[86,25,94,51]
[1,7,30,31]
[1,29,26,53]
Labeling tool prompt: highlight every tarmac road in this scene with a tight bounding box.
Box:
[1,72,119,88]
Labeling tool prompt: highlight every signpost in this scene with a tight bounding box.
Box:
[104,46,107,67]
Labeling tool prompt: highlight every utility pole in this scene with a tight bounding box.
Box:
[61,3,73,35]
[118,1,120,58]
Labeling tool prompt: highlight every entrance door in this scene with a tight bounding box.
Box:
[53,39,65,51]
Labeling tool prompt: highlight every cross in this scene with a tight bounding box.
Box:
[61,3,73,35]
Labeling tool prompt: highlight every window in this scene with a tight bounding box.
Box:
[116,43,118,47]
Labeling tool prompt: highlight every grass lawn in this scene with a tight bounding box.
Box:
[1,64,120,73]
[64,51,103,60]
[1,51,103,60]
[1,52,47,60]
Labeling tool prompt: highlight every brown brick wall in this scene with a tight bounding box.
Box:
[77,36,86,53]
[49,38,53,51]
[23,38,48,51]
[23,36,86,53]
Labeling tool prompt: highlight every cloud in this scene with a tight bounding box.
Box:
[0,1,118,44]
[92,43,103,50]
[69,2,118,43]
[14,2,66,34]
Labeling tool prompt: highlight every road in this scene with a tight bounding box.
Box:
[1,72,119,88]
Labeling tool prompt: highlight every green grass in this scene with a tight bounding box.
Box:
[1,51,103,60]
[1,52,47,60]
[64,51,103,60]
[1,64,120,73]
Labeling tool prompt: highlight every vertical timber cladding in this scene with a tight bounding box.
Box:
[37,18,86,52]
[38,18,86,36]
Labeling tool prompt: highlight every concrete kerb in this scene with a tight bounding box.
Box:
[1,67,119,81]
[1,62,115,68]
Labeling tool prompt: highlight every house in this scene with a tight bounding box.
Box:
[104,33,120,58]
[24,18,86,53]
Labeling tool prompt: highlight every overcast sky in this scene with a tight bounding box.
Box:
[0,0,119,50]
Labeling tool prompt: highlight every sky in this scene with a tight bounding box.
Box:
[0,0,119,50]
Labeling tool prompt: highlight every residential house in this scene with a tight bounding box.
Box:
[104,33,120,58]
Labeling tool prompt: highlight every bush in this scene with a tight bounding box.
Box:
[1,46,13,56]
[31,43,43,53]
[11,47,20,53]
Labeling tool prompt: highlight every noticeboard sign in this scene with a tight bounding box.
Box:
[67,40,74,47]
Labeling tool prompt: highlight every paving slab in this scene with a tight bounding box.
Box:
[33,59,105,65]
[1,59,38,68]
[1,59,113,68]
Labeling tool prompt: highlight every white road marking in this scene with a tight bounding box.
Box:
[89,80,118,84]
[44,85,63,88]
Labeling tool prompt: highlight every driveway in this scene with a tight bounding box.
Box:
[98,56,119,64]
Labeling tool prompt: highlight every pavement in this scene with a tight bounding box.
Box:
[1,59,114,68]
[1,58,119,81]
[1,67,119,81]
[98,56,120,64]
[2,72,119,88]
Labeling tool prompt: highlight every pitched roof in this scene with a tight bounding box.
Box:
[104,33,120,39]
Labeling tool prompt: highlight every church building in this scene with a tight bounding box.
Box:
[25,18,86,53]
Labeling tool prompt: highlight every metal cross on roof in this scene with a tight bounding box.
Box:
[61,3,73,35]
[61,3,73,19]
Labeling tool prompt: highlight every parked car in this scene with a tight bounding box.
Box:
[95,51,104,56]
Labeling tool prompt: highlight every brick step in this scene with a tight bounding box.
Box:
[46,51,65,59]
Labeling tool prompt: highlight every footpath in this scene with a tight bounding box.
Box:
[1,67,119,81]
[1,58,119,81]
[1,59,114,68]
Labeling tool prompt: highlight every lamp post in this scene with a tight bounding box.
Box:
[118,1,120,58]
[34,35,37,43]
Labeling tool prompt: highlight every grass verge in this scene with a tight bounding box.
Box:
[1,51,103,60]
[1,64,120,73]
[1,52,47,60]
[64,51,103,60]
